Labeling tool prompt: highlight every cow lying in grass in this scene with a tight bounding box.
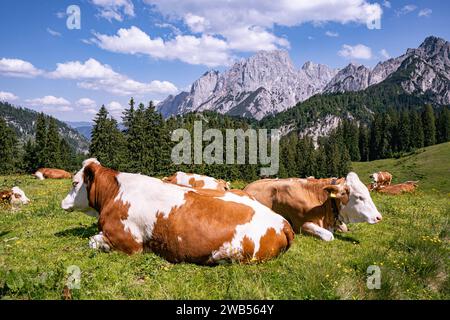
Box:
[61,159,294,265]
[34,168,72,180]
[244,173,382,241]
[376,181,419,195]
[0,187,30,206]
[163,171,230,191]
[370,171,393,189]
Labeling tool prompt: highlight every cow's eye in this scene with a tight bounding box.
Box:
[72,181,78,187]
[14,194,21,198]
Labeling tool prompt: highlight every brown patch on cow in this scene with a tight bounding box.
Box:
[0,190,12,202]
[83,163,142,254]
[241,236,255,262]
[188,177,206,189]
[255,225,292,261]
[244,178,347,233]
[35,168,72,179]
[164,172,229,191]
[376,182,418,195]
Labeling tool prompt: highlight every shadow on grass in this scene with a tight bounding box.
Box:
[334,233,360,244]
[0,230,11,238]
[55,224,98,239]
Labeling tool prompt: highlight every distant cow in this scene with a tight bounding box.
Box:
[163,171,230,191]
[244,173,382,241]
[370,171,393,189]
[61,159,294,265]
[377,181,419,195]
[0,187,30,206]
[34,168,72,180]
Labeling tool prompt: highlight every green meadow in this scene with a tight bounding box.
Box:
[1,143,449,299]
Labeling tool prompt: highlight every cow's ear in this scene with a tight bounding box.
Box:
[83,164,97,189]
[323,185,348,199]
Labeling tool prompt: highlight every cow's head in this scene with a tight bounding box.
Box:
[11,187,30,205]
[61,158,100,218]
[324,172,382,224]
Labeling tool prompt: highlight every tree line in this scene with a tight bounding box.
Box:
[0,113,82,174]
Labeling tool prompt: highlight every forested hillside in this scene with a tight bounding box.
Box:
[0,102,89,153]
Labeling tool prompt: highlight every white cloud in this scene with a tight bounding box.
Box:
[48,58,118,79]
[93,26,232,67]
[56,11,66,19]
[144,0,382,53]
[380,49,391,60]
[91,0,135,22]
[418,8,432,18]
[325,31,339,37]
[43,105,74,112]
[83,108,98,115]
[48,58,178,96]
[382,1,391,9]
[26,95,71,106]
[76,98,97,108]
[0,91,19,101]
[397,5,417,16]
[0,58,43,78]
[106,101,125,119]
[338,44,373,60]
[47,28,62,37]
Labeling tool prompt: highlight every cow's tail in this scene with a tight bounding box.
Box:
[282,221,295,250]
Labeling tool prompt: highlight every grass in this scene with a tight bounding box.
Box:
[0,143,449,300]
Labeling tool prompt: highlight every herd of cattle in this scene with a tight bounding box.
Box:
[0,162,419,265]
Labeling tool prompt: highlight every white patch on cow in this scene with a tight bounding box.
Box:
[35,171,44,180]
[89,232,111,252]
[303,222,334,241]
[11,186,30,205]
[175,172,219,190]
[177,236,182,242]
[211,192,286,261]
[115,173,190,244]
[341,172,382,224]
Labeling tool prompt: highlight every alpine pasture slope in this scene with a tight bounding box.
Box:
[0,143,449,299]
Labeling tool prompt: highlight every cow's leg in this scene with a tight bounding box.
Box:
[88,232,111,252]
[100,220,143,255]
[301,222,334,241]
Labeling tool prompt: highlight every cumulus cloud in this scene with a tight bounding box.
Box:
[91,0,135,22]
[0,91,19,101]
[76,98,97,108]
[0,58,43,78]
[47,28,62,37]
[418,9,432,18]
[48,58,178,96]
[144,0,381,51]
[382,1,391,9]
[106,101,125,119]
[325,31,339,37]
[26,95,74,113]
[94,1,382,66]
[338,44,373,60]
[93,26,232,67]
[26,95,71,106]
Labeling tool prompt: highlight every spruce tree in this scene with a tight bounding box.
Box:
[358,125,370,162]
[436,108,450,143]
[45,118,61,167]
[422,105,436,147]
[397,111,411,152]
[22,139,38,173]
[35,113,47,167]
[410,111,424,149]
[0,116,18,174]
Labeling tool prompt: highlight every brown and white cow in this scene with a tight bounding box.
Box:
[244,172,382,241]
[376,181,419,195]
[0,187,30,206]
[163,172,230,191]
[370,171,393,189]
[34,168,72,180]
[61,159,294,265]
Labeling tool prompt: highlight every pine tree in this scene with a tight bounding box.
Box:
[410,111,424,149]
[0,116,18,174]
[45,118,61,167]
[35,113,47,167]
[22,139,38,173]
[342,119,360,161]
[90,105,126,169]
[397,111,411,152]
[358,125,370,162]
[59,138,73,170]
[422,105,436,147]
[436,108,450,143]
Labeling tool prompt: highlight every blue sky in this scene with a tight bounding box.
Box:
[0,0,449,122]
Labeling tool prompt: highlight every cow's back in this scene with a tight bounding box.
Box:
[37,168,72,179]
